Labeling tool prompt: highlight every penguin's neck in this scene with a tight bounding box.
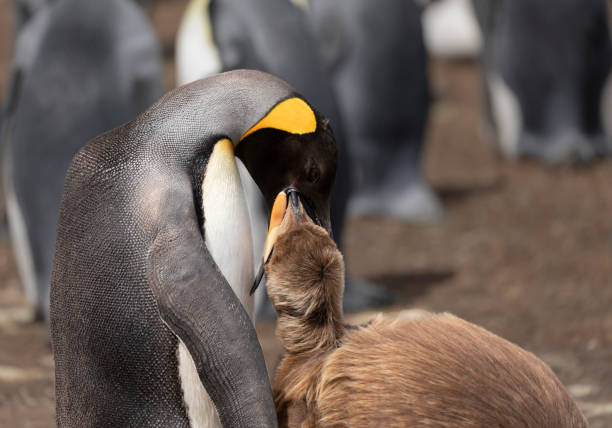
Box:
[275,304,346,355]
[273,297,346,421]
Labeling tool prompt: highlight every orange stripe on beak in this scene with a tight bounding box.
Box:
[268,191,287,233]
[263,191,287,261]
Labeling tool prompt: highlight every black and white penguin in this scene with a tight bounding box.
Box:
[2,0,163,323]
[50,70,338,427]
[309,0,442,221]
[473,0,612,163]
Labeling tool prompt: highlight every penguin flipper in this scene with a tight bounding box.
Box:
[146,192,276,428]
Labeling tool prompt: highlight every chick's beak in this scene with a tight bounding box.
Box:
[286,187,321,228]
[250,187,318,295]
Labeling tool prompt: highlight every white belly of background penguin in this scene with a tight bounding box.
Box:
[422,0,482,59]
[175,0,221,86]
[487,73,522,159]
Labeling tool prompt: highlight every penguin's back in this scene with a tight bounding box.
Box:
[50,122,191,426]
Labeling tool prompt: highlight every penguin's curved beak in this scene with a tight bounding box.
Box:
[250,187,320,295]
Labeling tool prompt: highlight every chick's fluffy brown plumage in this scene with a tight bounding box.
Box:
[265,218,586,428]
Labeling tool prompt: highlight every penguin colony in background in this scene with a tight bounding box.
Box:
[51,70,337,427]
[308,0,442,221]
[11,0,610,327]
[2,0,163,324]
[176,0,612,169]
[6,0,612,325]
[176,0,442,223]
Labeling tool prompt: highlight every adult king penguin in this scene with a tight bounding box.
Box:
[3,0,163,324]
[51,70,338,427]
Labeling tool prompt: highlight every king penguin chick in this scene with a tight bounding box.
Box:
[261,188,587,428]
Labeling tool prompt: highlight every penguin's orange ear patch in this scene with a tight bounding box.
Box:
[240,97,316,140]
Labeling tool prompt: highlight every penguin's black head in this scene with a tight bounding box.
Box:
[233,95,338,295]
[235,110,337,234]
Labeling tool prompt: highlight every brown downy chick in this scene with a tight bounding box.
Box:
[265,201,345,355]
[261,189,587,428]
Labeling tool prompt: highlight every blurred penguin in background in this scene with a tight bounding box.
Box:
[473,0,612,164]
[309,0,442,221]
[0,0,49,184]
[176,0,394,313]
[2,0,163,324]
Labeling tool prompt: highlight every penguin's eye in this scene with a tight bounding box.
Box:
[307,163,320,184]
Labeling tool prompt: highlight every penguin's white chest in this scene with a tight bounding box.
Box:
[201,140,255,316]
[177,138,256,428]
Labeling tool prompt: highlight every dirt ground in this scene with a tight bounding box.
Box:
[1,1,612,427]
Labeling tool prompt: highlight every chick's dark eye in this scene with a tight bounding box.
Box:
[307,163,320,184]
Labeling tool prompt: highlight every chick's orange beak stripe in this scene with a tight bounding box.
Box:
[268,192,287,232]
[264,191,288,261]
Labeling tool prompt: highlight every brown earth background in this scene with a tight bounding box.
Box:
[0,1,611,427]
